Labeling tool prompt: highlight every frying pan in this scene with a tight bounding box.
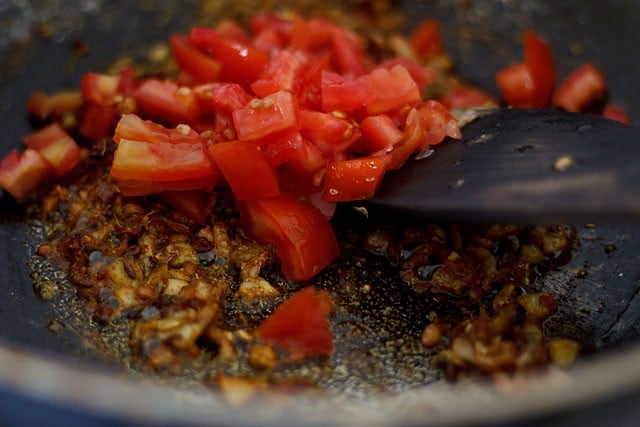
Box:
[1,0,640,425]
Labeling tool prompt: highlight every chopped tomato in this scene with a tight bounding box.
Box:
[379,57,435,92]
[440,86,496,109]
[290,17,335,52]
[602,103,630,125]
[0,149,52,200]
[495,63,536,108]
[193,83,252,115]
[360,65,422,115]
[322,157,387,202]
[417,100,461,148]
[80,72,121,105]
[360,114,404,153]
[320,71,374,112]
[232,90,299,141]
[251,49,307,97]
[113,113,202,145]
[27,90,83,120]
[78,103,119,141]
[208,140,280,200]
[257,287,334,360]
[299,110,359,156]
[552,63,607,113]
[23,123,81,177]
[134,79,201,126]
[158,190,210,224]
[189,28,268,89]
[239,194,339,281]
[261,131,325,176]
[331,27,368,77]
[523,30,556,108]
[112,138,217,183]
[410,19,443,59]
[169,35,222,84]
[115,175,218,197]
[386,107,426,170]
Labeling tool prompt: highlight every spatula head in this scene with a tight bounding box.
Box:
[367,109,640,224]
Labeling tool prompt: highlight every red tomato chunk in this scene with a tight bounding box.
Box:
[257,287,334,360]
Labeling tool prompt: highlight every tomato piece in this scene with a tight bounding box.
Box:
[116,66,138,97]
[208,140,280,200]
[27,90,83,120]
[134,79,201,126]
[158,190,210,224]
[417,100,461,147]
[410,19,443,59]
[523,30,556,108]
[249,13,295,42]
[251,28,284,54]
[322,157,387,202]
[440,86,496,109]
[232,90,299,141]
[290,18,335,52]
[113,113,202,145]
[320,71,374,112]
[23,123,81,177]
[189,28,268,89]
[0,149,52,200]
[111,138,216,184]
[78,103,119,141]
[80,72,121,105]
[216,20,252,45]
[299,109,360,156]
[386,107,426,170]
[193,83,252,115]
[360,114,404,153]
[495,63,536,108]
[239,194,339,281]
[552,63,607,113]
[251,49,307,98]
[169,35,222,84]
[360,65,422,115]
[379,57,435,93]
[115,175,217,197]
[331,27,368,77]
[602,103,630,125]
[257,287,334,360]
[261,131,325,176]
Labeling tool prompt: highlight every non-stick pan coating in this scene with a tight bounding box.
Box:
[1,1,640,426]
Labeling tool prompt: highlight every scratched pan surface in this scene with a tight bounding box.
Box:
[1,1,640,426]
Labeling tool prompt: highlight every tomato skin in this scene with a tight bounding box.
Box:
[322,157,386,202]
[169,35,222,84]
[552,63,607,113]
[232,90,300,141]
[23,123,81,177]
[523,30,556,108]
[208,140,280,200]
[495,63,537,108]
[239,194,339,281]
[360,114,404,153]
[257,287,333,360]
[602,103,630,125]
[0,149,52,200]
[134,79,201,126]
[189,28,268,89]
[410,19,443,59]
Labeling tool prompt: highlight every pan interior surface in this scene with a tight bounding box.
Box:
[0,1,639,425]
